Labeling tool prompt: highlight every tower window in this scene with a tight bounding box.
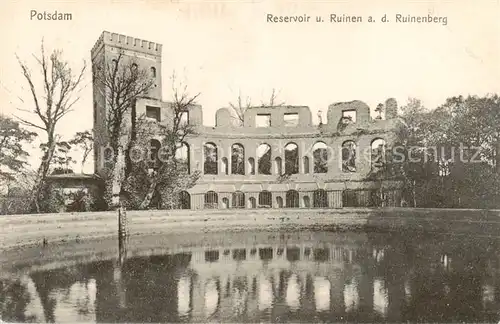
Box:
[256,114,271,127]
[342,110,357,123]
[284,113,299,127]
[146,106,161,122]
[151,66,156,78]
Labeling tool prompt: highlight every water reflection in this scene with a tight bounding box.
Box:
[204,279,218,317]
[258,275,272,311]
[314,277,330,312]
[344,278,359,313]
[286,274,300,311]
[373,279,388,318]
[21,275,46,322]
[49,279,97,322]
[3,231,500,323]
[177,275,191,318]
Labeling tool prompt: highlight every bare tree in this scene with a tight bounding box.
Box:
[15,41,86,212]
[92,51,155,209]
[262,88,285,107]
[136,72,200,209]
[228,88,285,126]
[228,90,252,126]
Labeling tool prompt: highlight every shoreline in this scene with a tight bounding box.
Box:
[2,207,500,275]
[1,207,500,251]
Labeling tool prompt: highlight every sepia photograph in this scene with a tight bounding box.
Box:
[0,0,499,322]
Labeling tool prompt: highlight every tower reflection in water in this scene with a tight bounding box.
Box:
[3,232,500,323]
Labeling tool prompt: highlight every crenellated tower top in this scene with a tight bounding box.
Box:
[91,31,162,60]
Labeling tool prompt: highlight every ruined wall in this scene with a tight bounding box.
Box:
[90,31,403,210]
[182,102,401,185]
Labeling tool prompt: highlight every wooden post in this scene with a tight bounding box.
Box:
[118,202,128,239]
[118,202,128,265]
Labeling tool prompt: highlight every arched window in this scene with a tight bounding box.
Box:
[259,191,272,208]
[111,59,118,69]
[131,63,138,72]
[248,158,255,175]
[149,139,161,169]
[204,143,218,175]
[257,144,271,175]
[286,190,300,208]
[204,191,218,209]
[150,66,156,78]
[275,157,283,175]
[222,197,229,209]
[221,157,229,175]
[232,191,245,208]
[342,141,357,172]
[313,142,328,173]
[276,196,284,208]
[175,142,190,174]
[285,143,299,175]
[313,189,328,208]
[303,156,310,174]
[248,197,257,209]
[178,191,190,209]
[231,144,245,175]
[371,138,386,171]
[303,196,311,208]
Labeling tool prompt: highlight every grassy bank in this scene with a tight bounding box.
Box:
[1,207,500,251]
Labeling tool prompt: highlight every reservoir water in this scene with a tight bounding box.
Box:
[1,230,500,322]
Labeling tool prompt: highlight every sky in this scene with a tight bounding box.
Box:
[0,0,499,174]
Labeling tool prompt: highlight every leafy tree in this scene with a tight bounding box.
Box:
[15,41,86,212]
[257,147,272,175]
[437,95,500,169]
[231,144,245,175]
[284,144,299,175]
[66,188,94,212]
[38,181,65,213]
[341,142,357,173]
[49,141,75,173]
[0,115,37,182]
[375,103,384,120]
[131,73,201,209]
[0,169,38,214]
[313,147,328,174]
[337,115,353,132]
[203,144,218,175]
[387,95,500,208]
[69,130,93,174]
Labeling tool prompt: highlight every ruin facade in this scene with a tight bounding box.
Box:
[91,31,403,210]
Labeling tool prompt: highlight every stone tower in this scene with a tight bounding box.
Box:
[91,31,163,177]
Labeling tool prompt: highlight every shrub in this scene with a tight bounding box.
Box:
[38,182,65,213]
